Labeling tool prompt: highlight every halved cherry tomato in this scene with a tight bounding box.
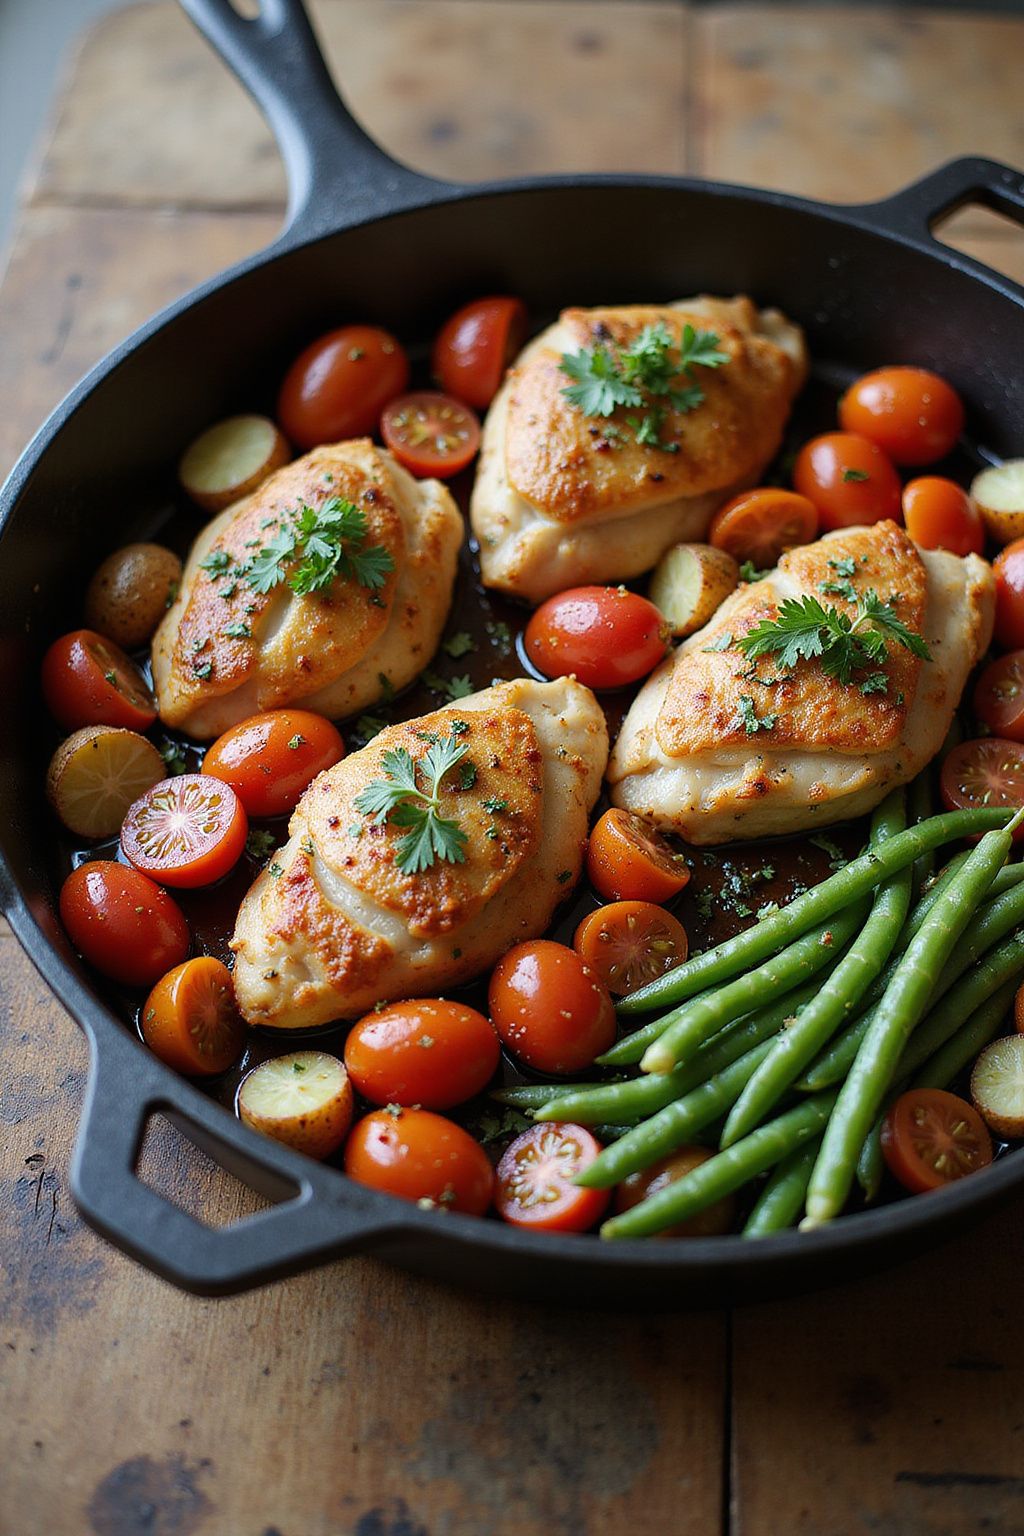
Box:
[586,807,690,903]
[277,324,410,449]
[524,586,668,690]
[488,940,616,1074]
[940,738,1024,841]
[881,1088,992,1194]
[141,956,245,1076]
[839,366,964,466]
[431,296,528,410]
[380,391,480,478]
[974,651,1024,743]
[494,1123,609,1232]
[120,773,248,887]
[993,538,1024,649]
[613,1146,736,1237]
[59,861,189,987]
[202,709,345,818]
[344,1107,494,1214]
[902,476,984,557]
[344,999,500,1110]
[708,488,818,568]
[792,432,902,531]
[574,901,688,996]
[41,629,156,732]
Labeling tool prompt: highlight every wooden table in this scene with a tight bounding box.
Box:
[4,4,1024,1532]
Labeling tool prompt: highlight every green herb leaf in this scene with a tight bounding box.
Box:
[199,550,231,575]
[828,556,857,577]
[739,560,771,583]
[703,632,733,653]
[352,729,471,874]
[245,828,277,862]
[222,621,251,639]
[735,695,777,735]
[442,631,476,659]
[842,467,869,483]
[734,589,930,688]
[559,345,643,417]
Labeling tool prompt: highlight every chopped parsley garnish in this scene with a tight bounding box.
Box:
[809,834,847,869]
[442,631,475,659]
[353,729,472,874]
[423,670,474,702]
[735,695,777,735]
[482,796,508,813]
[842,467,869,483]
[734,590,930,687]
[222,621,251,639]
[458,760,478,790]
[202,496,394,602]
[245,829,276,862]
[267,862,283,879]
[485,620,512,650]
[819,578,858,602]
[828,556,858,577]
[192,661,213,680]
[739,560,771,583]
[199,550,230,575]
[159,739,188,776]
[860,671,890,696]
[703,632,733,653]
[557,869,572,884]
[378,673,395,703]
[287,733,306,750]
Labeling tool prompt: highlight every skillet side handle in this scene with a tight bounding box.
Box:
[860,156,1024,260]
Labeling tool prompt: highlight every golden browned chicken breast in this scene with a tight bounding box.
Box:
[231,677,608,1029]
[470,296,806,602]
[152,440,462,738]
[608,521,994,843]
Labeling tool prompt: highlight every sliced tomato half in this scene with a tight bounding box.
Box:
[380,391,481,478]
[121,772,248,887]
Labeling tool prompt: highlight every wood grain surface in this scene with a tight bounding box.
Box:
[2,4,1024,1534]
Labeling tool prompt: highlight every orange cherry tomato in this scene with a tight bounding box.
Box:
[431,296,528,410]
[488,940,616,1074]
[902,476,984,557]
[59,862,189,988]
[586,807,690,903]
[839,366,964,466]
[573,901,688,996]
[380,391,481,478]
[141,956,245,1076]
[974,651,1024,743]
[120,773,248,887]
[792,432,902,532]
[344,999,500,1110]
[41,628,156,732]
[881,1088,992,1194]
[202,709,345,818]
[1014,980,1024,1034]
[708,488,818,568]
[613,1147,736,1237]
[939,738,1024,841]
[524,586,668,691]
[993,538,1024,649]
[277,324,410,449]
[494,1123,609,1232]
[344,1107,494,1214]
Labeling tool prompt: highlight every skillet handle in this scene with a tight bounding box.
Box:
[860,156,1024,257]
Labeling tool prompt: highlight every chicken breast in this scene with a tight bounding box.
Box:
[470,296,806,602]
[231,677,608,1029]
[608,521,994,844]
[152,440,463,739]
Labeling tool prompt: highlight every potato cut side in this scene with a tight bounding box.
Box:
[648,543,739,637]
[972,460,1024,546]
[46,726,166,838]
[971,1034,1024,1138]
[179,414,290,513]
[237,1050,353,1161]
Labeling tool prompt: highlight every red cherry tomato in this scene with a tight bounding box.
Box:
[586,807,690,903]
[792,432,902,531]
[708,488,818,568]
[120,773,248,887]
[141,956,245,1076]
[524,586,668,690]
[839,366,965,466]
[902,477,984,557]
[881,1088,992,1194]
[974,651,1024,742]
[494,1123,609,1232]
[380,391,481,478]
[344,999,500,1110]
[202,709,344,818]
[59,861,189,988]
[277,325,410,450]
[940,738,1024,840]
[488,940,616,1074]
[41,629,156,732]
[344,1107,494,1215]
[613,1147,736,1237]
[993,538,1024,649]
[431,296,528,410]
[573,901,689,996]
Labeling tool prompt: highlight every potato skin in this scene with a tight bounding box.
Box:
[84,543,183,649]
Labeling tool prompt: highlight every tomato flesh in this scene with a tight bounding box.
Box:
[574,901,688,996]
[708,488,818,568]
[344,999,500,1110]
[993,539,1024,650]
[142,956,245,1076]
[431,296,528,410]
[902,476,984,557]
[121,773,248,887]
[940,738,1024,840]
[488,940,616,1074]
[203,709,345,818]
[613,1147,736,1237]
[793,432,902,532]
[974,651,1024,743]
[494,1123,609,1232]
[380,391,481,478]
[839,366,964,466]
[59,861,189,987]
[344,1107,494,1214]
[41,629,156,732]
[524,586,668,690]
[881,1088,992,1193]
[586,807,690,903]
[277,324,410,449]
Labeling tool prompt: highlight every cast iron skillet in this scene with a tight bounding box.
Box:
[2,0,1024,1303]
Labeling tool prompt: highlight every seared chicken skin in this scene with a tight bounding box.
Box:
[471,296,806,602]
[609,521,995,843]
[152,440,462,738]
[231,678,608,1029]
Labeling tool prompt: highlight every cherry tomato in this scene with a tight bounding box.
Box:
[792,432,901,532]
[344,1107,493,1214]
[940,738,1024,841]
[613,1147,736,1237]
[1014,980,1024,1034]
[524,586,668,690]
[902,476,984,557]
[141,956,245,1076]
[839,366,965,466]
[494,1123,609,1232]
[41,629,156,732]
[277,324,410,450]
[974,651,1024,743]
[202,709,344,818]
[344,999,500,1110]
[431,296,528,410]
[120,773,248,887]
[488,940,616,1074]
[993,538,1024,649]
[881,1088,992,1194]
[380,391,480,478]
[708,488,818,568]
[59,861,189,987]
[586,807,690,903]
[574,901,688,996]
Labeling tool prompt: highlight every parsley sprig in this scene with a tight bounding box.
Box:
[353,728,471,874]
[206,496,394,602]
[735,590,931,690]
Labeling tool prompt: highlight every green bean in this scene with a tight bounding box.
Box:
[492,1083,596,1110]
[743,1137,821,1237]
[601,1093,838,1240]
[855,1115,886,1203]
[912,978,1019,1090]
[907,770,935,901]
[896,927,1024,1082]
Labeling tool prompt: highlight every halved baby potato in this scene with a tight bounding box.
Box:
[971,1033,1024,1139]
[84,543,183,649]
[971,460,1024,546]
[46,725,166,838]
[179,414,290,513]
[648,543,739,638]
[237,1051,353,1161]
